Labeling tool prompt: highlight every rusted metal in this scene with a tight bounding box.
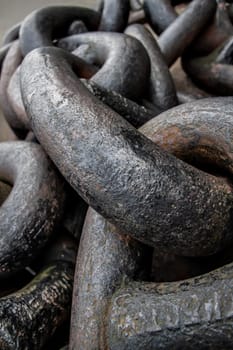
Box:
[19,6,100,56]
[0,232,77,350]
[20,47,233,256]
[82,79,156,127]
[108,262,233,349]
[0,141,65,275]
[58,32,150,101]
[70,207,150,350]
[140,96,233,176]
[5,47,98,133]
[1,1,233,348]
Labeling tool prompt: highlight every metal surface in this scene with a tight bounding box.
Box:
[0,141,65,275]
[2,1,233,348]
[21,48,233,256]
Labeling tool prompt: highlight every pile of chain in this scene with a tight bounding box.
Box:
[1,0,233,348]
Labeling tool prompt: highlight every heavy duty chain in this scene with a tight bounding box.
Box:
[1,0,233,349]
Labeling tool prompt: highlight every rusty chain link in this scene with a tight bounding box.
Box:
[0,0,233,349]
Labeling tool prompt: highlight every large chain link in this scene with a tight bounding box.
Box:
[0,0,233,349]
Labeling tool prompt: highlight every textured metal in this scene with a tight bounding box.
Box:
[140,96,233,176]
[20,47,233,256]
[158,0,217,66]
[98,0,130,32]
[70,207,149,350]
[0,141,65,275]
[1,1,233,348]
[189,0,233,56]
[19,6,100,56]
[108,262,233,349]
[58,32,150,101]
[144,0,177,34]
[82,79,156,127]
[125,23,178,110]
[182,37,233,95]
[0,233,77,350]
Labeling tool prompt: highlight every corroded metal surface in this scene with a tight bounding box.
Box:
[20,48,233,256]
[189,0,233,56]
[140,97,233,175]
[1,1,233,348]
[70,207,149,349]
[82,79,156,127]
[125,23,178,110]
[19,6,100,56]
[171,59,213,103]
[0,141,65,275]
[108,263,233,349]
[58,32,150,101]
[0,233,77,350]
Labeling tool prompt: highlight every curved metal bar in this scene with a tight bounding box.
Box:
[98,0,130,32]
[0,40,24,136]
[70,207,148,350]
[0,141,65,275]
[58,32,150,101]
[171,59,213,103]
[158,0,216,66]
[19,6,100,56]
[6,50,97,133]
[189,0,233,56]
[0,233,76,350]
[144,0,177,34]
[108,262,233,349]
[140,97,233,176]
[182,38,233,95]
[20,47,233,256]
[82,79,156,128]
[125,24,178,110]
